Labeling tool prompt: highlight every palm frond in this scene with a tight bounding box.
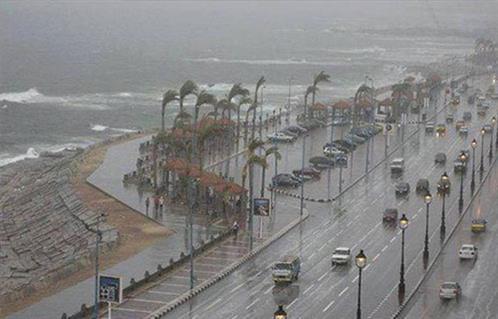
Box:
[196,90,217,107]
[162,89,179,108]
[228,83,250,102]
[313,71,331,86]
[305,85,317,98]
[255,76,266,95]
[180,80,198,99]
[265,146,281,160]
[246,139,265,155]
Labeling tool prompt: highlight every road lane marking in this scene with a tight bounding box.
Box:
[352,275,359,283]
[364,264,370,271]
[351,243,358,250]
[322,300,335,312]
[381,245,388,252]
[372,253,380,262]
[149,290,178,295]
[130,298,167,304]
[339,286,349,296]
[230,283,245,293]
[390,236,396,243]
[303,284,315,295]
[206,298,223,311]
[308,252,316,260]
[318,243,327,251]
[264,285,273,295]
[114,307,151,313]
[318,272,328,282]
[245,298,259,310]
[288,298,299,308]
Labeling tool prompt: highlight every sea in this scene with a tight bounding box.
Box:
[1,1,497,167]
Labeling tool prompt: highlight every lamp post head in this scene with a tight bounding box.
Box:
[481,128,486,136]
[274,305,287,319]
[459,152,467,162]
[492,116,497,125]
[441,172,449,182]
[355,249,367,269]
[424,192,432,204]
[399,214,409,230]
[471,138,477,149]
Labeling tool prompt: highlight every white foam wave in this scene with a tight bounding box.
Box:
[0,88,46,103]
[186,57,353,67]
[91,124,108,132]
[0,148,39,167]
[91,124,138,133]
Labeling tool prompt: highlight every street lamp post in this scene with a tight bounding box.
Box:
[423,193,432,261]
[300,134,306,219]
[274,305,287,319]
[458,152,466,212]
[438,172,450,236]
[471,139,477,194]
[399,214,409,293]
[490,117,496,161]
[355,250,367,319]
[93,213,105,319]
[480,128,485,180]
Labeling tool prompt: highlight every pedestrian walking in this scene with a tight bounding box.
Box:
[159,195,164,211]
[154,196,159,213]
[232,221,240,240]
[145,197,150,215]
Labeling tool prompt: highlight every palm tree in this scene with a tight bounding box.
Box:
[241,139,265,189]
[242,141,267,251]
[161,90,179,132]
[244,103,258,145]
[303,86,316,120]
[260,146,281,197]
[391,82,412,121]
[173,111,193,128]
[251,76,265,141]
[310,71,330,118]
[236,96,252,145]
[179,80,198,114]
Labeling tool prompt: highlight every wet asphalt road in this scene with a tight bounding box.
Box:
[155,76,498,319]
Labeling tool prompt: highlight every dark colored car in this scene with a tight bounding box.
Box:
[395,182,410,196]
[335,153,348,167]
[383,208,398,223]
[435,153,447,164]
[272,174,301,188]
[416,179,430,194]
[309,156,334,169]
[286,125,307,134]
[292,167,321,179]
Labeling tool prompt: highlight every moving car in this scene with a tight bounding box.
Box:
[416,179,430,194]
[331,247,351,266]
[446,114,454,123]
[309,156,334,169]
[272,256,301,283]
[285,125,307,135]
[439,282,461,300]
[272,174,301,188]
[383,208,398,224]
[459,244,478,260]
[292,167,321,179]
[267,132,295,143]
[425,121,435,133]
[390,158,405,173]
[463,112,472,121]
[459,125,469,135]
[471,219,487,233]
[436,123,447,134]
[455,120,465,130]
[395,182,410,196]
[435,153,447,164]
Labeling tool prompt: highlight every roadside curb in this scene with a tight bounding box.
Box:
[147,209,310,319]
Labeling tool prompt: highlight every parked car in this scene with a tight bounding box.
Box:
[292,167,321,179]
[416,179,430,194]
[459,126,469,135]
[483,124,493,133]
[383,208,398,223]
[272,174,300,188]
[435,153,447,164]
[467,95,476,104]
[439,282,461,300]
[286,125,307,134]
[323,145,345,157]
[395,182,410,196]
[279,129,299,138]
[345,133,367,144]
[459,244,478,260]
[267,132,295,143]
[463,112,472,121]
[455,120,465,130]
[425,121,435,133]
[309,156,334,169]
[335,153,348,167]
[446,114,454,123]
[331,247,351,266]
[272,255,301,283]
[436,124,447,134]
[477,107,486,116]
[471,219,487,233]
[390,158,405,173]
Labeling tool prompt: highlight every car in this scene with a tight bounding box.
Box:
[383,208,398,223]
[467,95,476,104]
[471,219,487,233]
[395,182,410,196]
[272,256,301,283]
[436,124,447,134]
[459,244,478,260]
[451,96,461,105]
[390,158,405,173]
[435,153,447,164]
[455,120,465,130]
[345,133,367,144]
[483,124,493,133]
[309,156,334,169]
[272,174,301,188]
[416,179,430,194]
[453,159,466,173]
[292,167,321,179]
[335,153,348,167]
[267,132,295,142]
[279,129,299,138]
[463,112,472,121]
[477,107,486,116]
[425,121,435,132]
[439,282,461,300]
[446,114,454,123]
[331,247,351,266]
[323,145,345,157]
[285,125,307,134]
[459,126,469,135]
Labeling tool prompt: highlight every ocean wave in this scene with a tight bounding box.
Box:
[312,46,387,55]
[90,124,138,133]
[0,88,60,104]
[186,57,354,67]
[0,148,39,167]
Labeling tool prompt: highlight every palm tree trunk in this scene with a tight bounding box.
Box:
[248,163,254,250]
[236,107,241,146]
[311,90,316,119]
[161,108,165,132]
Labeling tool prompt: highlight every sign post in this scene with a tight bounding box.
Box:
[254,198,270,238]
[98,275,123,319]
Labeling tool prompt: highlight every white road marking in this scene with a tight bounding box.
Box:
[390,236,396,243]
[318,243,327,251]
[303,284,315,295]
[288,298,299,308]
[322,300,336,312]
[364,264,370,271]
[372,253,380,262]
[114,307,151,313]
[149,290,178,296]
[381,245,388,252]
[352,275,359,283]
[308,252,316,260]
[264,285,273,295]
[230,283,245,293]
[206,298,223,311]
[245,298,259,310]
[351,243,358,250]
[131,298,167,304]
[339,286,349,296]
[318,272,328,282]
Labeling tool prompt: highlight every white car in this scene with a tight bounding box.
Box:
[323,146,344,157]
[483,124,493,133]
[331,247,351,266]
[439,282,461,300]
[459,126,469,135]
[267,132,295,142]
[459,244,478,260]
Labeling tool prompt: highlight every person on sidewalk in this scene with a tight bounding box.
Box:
[159,195,164,211]
[145,197,150,215]
[154,195,159,214]
[232,221,240,240]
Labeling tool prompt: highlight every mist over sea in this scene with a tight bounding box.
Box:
[1,1,497,166]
